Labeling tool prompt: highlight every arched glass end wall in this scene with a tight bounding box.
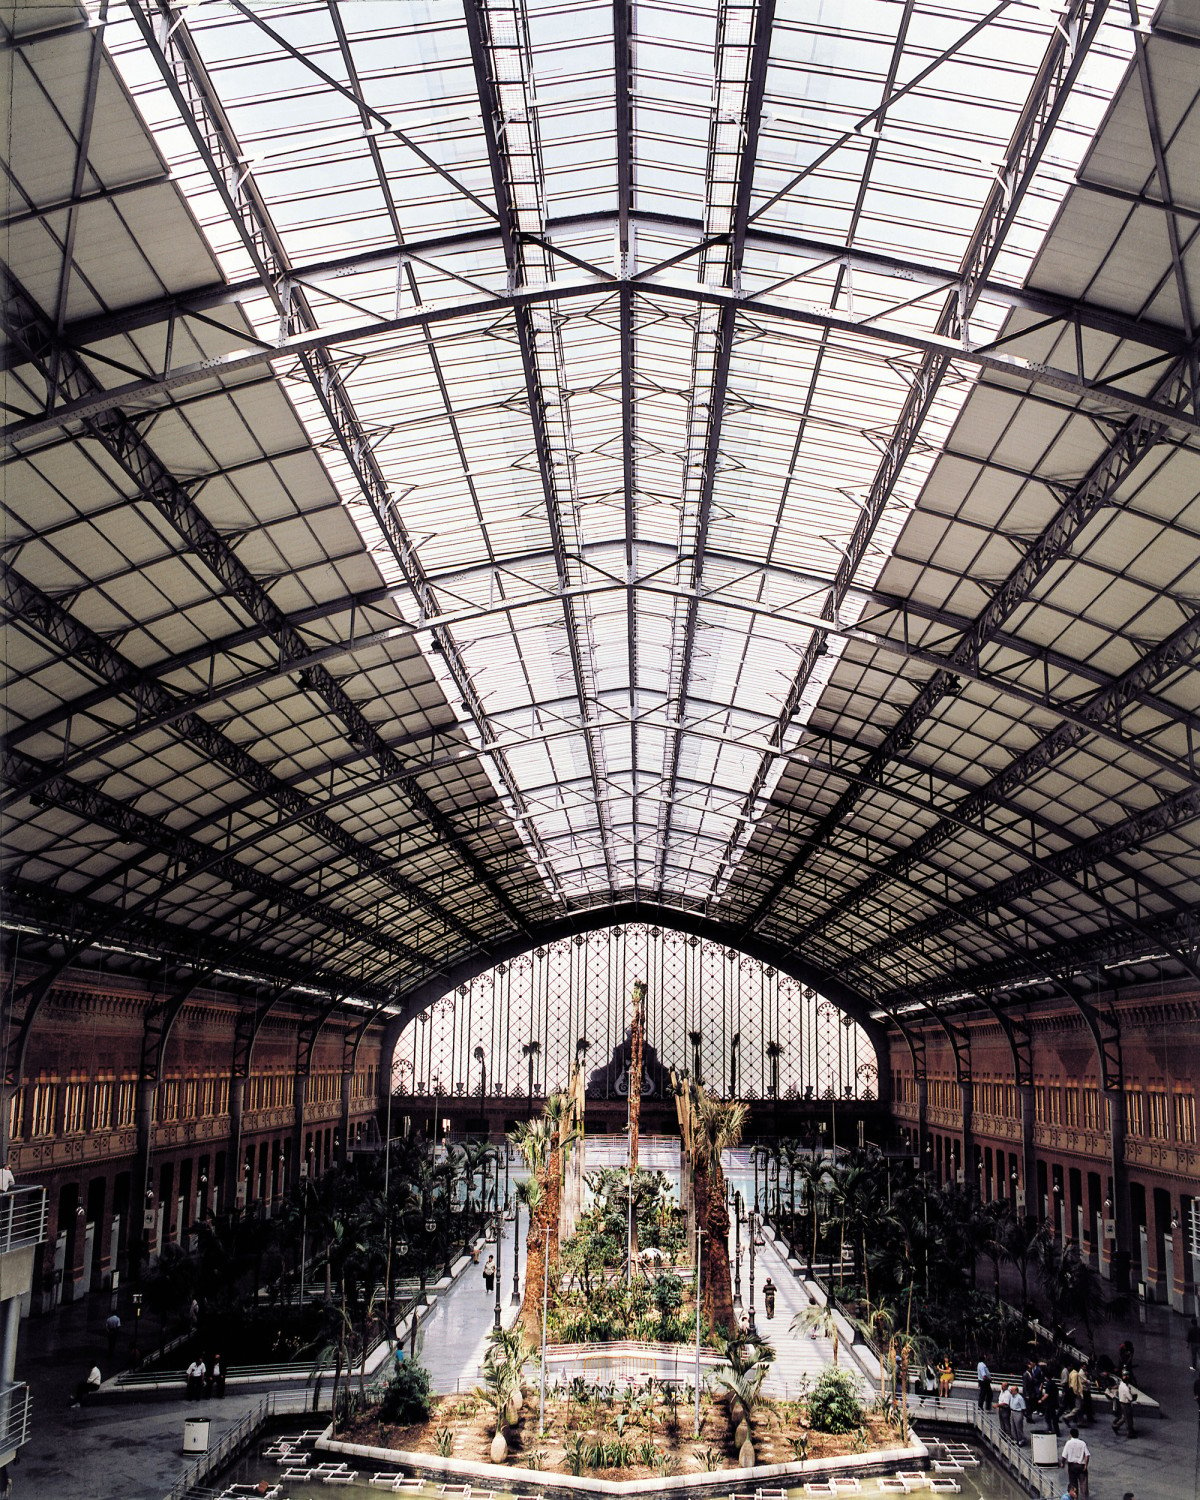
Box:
[394,923,877,1103]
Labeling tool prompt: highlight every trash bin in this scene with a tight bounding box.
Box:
[183,1416,210,1454]
[1030,1432,1057,1466]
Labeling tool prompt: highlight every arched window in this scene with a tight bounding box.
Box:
[394,923,876,1101]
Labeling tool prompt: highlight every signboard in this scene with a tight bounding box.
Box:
[1103,1217,1116,1240]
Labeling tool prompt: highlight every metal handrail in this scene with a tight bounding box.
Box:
[0,1187,47,1255]
[161,1389,328,1500]
[0,1382,31,1454]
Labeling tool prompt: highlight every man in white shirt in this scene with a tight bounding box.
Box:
[997,1381,1013,1435]
[1060,1428,1090,1499]
[185,1358,206,1399]
[1009,1385,1027,1444]
[1112,1375,1136,1437]
[0,1160,14,1192]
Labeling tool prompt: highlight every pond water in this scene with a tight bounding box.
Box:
[213,1426,1032,1500]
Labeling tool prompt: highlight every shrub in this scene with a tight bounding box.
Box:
[380,1360,433,1425]
[806,1369,864,1434]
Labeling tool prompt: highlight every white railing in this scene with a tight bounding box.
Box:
[0,1186,47,1255]
[0,1382,31,1455]
[914,1395,1059,1498]
[161,1389,328,1500]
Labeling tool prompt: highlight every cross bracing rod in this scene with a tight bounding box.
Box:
[0,879,398,1014]
[0,564,484,946]
[740,330,1200,932]
[791,600,1200,947]
[8,266,1199,450]
[120,1,530,932]
[874,907,1199,1013]
[731,0,1115,915]
[4,747,438,974]
[9,569,1195,806]
[9,214,1186,381]
[1,270,528,934]
[463,0,615,891]
[839,785,1200,976]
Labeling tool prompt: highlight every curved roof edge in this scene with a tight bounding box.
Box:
[384,901,890,1092]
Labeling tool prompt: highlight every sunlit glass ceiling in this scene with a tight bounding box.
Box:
[101,0,1131,906]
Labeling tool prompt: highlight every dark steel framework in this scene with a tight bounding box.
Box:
[1,0,1197,1105]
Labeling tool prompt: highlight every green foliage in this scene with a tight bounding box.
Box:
[806,1368,864,1435]
[694,1447,723,1471]
[434,1427,454,1457]
[379,1359,433,1425]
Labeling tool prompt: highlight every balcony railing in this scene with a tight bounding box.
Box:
[0,1382,31,1456]
[0,1186,46,1255]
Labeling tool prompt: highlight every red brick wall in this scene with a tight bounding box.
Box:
[886,978,1200,1309]
[3,965,385,1304]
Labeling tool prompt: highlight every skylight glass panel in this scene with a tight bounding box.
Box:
[105,0,1133,911]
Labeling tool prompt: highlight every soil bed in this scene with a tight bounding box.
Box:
[341,1395,900,1479]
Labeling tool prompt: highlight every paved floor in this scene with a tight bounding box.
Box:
[972,1260,1200,1500]
[745,1229,846,1399]
[8,1162,1197,1500]
[418,1221,523,1396]
[4,1215,524,1500]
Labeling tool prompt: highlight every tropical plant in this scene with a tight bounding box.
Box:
[379,1359,433,1425]
[791,1301,841,1366]
[806,1368,864,1434]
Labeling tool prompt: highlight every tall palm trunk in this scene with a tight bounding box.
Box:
[694,1153,734,1334]
[518,1141,561,1339]
[627,981,646,1269]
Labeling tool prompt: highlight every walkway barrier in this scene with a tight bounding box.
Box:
[542,1339,724,1386]
[912,1398,1060,1499]
[160,1389,324,1500]
[0,1186,47,1255]
[0,1382,31,1455]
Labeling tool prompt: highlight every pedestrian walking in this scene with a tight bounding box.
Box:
[938,1357,954,1399]
[997,1382,1012,1437]
[482,1254,495,1294]
[763,1278,776,1320]
[1060,1427,1090,1500]
[1009,1385,1027,1445]
[976,1358,993,1410]
[208,1352,225,1398]
[105,1311,121,1358]
[1111,1374,1135,1438]
[1187,1315,1200,1371]
[1079,1362,1095,1425]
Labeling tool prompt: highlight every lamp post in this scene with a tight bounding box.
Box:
[733,1190,743,1307]
[747,1209,759,1334]
[693,1225,704,1437]
[511,1195,522,1306]
[493,1199,504,1330]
